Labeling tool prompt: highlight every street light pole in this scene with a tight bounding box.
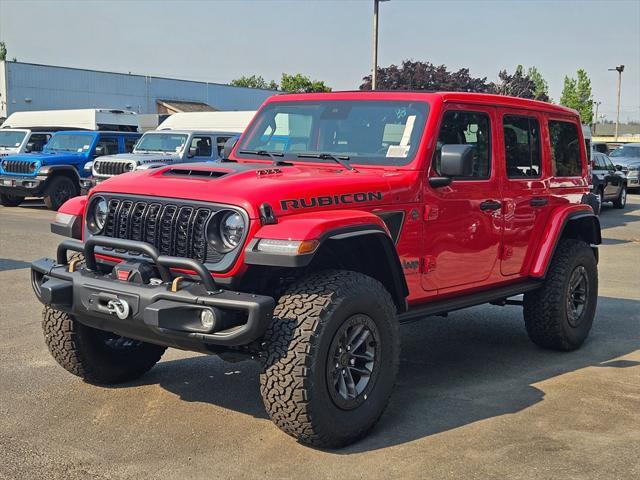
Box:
[594,101,601,135]
[608,65,624,140]
[371,0,389,90]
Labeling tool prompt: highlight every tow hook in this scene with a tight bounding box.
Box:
[106,298,130,320]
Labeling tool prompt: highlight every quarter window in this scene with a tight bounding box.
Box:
[432,110,491,179]
[549,120,582,177]
[503,115,541,178]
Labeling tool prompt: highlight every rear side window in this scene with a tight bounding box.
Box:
[29,133,51,152]
[124,137,137,153]
[503,115,541,178]
[549,120,582,177]
[432,110,491,179]
[96,137,119,155]
[216,136,232,157]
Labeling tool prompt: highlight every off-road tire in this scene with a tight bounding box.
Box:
[0,193,25,207]
[44,175,77,211]
[523,239,598,351]
[613,186,627,209]
[42,306,166,384]
[260,270,400,448]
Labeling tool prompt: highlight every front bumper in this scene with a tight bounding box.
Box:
[80,177,104,195]
[31,237,275,351]
[0,174,46,196]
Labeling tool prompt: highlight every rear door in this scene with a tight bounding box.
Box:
[499,109,551,276]
[603,155,622,197]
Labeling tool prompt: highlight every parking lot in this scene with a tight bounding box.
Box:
[1,196,639,480]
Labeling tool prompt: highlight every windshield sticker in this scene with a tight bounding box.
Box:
[400,115,416,146]
[83,145,90,151]
[15,142,20,147]
[386,145,410,158]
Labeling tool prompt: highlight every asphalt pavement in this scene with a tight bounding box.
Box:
[1,196,639,480]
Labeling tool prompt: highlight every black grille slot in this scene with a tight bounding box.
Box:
[2,160,36,174]
[95,160,132,176]
[100,198,227,264]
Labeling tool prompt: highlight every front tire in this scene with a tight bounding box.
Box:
[44,175,78,211]
[260,270,400,448]
[42,306,166,384]
[523,239,598,351]
[0,193,25,207]
[613,186,627,209]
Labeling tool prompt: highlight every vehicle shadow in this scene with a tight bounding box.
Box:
[122,295,639,453]
[0,258,32,272]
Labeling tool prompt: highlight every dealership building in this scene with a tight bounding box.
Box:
[0,60,274,123]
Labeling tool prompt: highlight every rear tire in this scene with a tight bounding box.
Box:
[44,175,78,211]
[613,186,627,209]
[42,306,166,384]
[523,239,598,351]
[0,193,25,207]
[260,270,400,448]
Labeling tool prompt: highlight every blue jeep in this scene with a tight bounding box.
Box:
[0,130,140,210]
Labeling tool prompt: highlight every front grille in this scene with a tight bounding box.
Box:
[101,197,223,264]
[2,159,36,174]
[94,160,133,177]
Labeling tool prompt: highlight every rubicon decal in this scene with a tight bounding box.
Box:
[280,192,384,210]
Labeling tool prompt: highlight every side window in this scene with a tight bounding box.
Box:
[124,137,137,153]
[29,134,51,152]
[189,136,213,157]
[503,115,541,178]
[216,136,232,157]
[549,120,582,177]
[432,110,491,179]
[95,137,119,156]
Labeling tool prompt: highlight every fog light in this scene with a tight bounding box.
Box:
[200,309,216,330]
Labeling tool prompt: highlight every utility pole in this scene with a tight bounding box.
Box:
[608,65,624,140]
[371,0,390,90]
[593,101,601,135]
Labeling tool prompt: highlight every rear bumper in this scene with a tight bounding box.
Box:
[30,238,275,350]
[0,174,46,195]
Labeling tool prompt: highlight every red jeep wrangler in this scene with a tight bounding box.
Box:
[31,92,601,448]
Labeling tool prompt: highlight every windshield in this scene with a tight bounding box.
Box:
[237,100,430,166]
[135,133,188,153]
[610,145,640,158]
[45,134,94,153]
[0,131,27,148]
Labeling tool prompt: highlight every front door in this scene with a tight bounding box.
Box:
[422,104,503,292]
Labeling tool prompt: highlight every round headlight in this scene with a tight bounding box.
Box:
[87,196,108,234]
[220,212,244,249]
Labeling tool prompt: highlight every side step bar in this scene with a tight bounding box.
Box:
[398,280,541,324]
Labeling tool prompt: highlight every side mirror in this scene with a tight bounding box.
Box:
[222,136,239,159]
[187,146,197,158]
[94,145,106,157]
[24,142,35,153]
[440,144,476,177]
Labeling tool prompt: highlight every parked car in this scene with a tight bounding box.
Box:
[592,142,610,155]
[80,111,255,192]
[0,130,140,209]
[591,152,627,211]
[610,143,640,192]
[32,92,600,448]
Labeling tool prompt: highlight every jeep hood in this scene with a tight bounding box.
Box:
[91,162,415,219]
[4,151,83,165]
[97,152,181,165]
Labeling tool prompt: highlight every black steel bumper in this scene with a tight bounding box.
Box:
[0,174,46,196]
[30,237,275,350]
[80,177,101,195]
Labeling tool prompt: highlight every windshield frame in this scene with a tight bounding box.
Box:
[0,130,28,148]
[610,145,640,158]
[235,100,430,168]
[134,132,189,154]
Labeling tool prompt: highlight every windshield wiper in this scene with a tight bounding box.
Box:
[296,152,355,171]
[239,149,289,166]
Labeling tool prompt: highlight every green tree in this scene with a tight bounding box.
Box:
[230,75,278,90]
[0,42,7,61]
[560,70,593,123]
[280,73,331,93]
[526,66,551,102]
[575,69,593,124]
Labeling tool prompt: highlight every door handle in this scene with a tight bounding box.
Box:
[479,200,502,211]
[529,197,548,207]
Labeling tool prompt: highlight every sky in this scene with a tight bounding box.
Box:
[0,0,639,121]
